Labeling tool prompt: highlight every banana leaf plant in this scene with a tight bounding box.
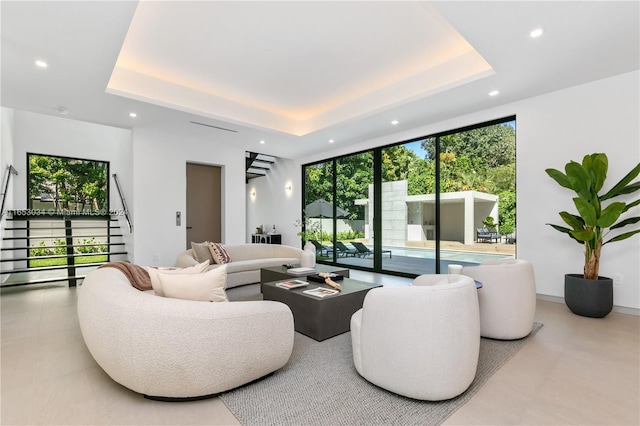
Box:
[545,153,640,280]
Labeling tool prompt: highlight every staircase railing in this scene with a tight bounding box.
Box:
[1,165,18,217]
[1,213,128,287]
[112,173,132,233]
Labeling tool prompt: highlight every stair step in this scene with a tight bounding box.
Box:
[6,217,118,222]
[0,275,89,288]
[3,234,124,241]
[6,210,117,217]
[4,225,121,231]
[1,213,128,288]
[0,251,128,265]
[0,262,115,274]
[1,242,125,251]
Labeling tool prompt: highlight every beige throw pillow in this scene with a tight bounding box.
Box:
[146,260,210,296]
[191,241,213,263]
[159,266,228,302]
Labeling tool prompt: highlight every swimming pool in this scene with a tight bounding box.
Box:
[384,247,513,263]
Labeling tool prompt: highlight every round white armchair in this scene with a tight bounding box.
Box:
[350,274,480,401]
[462,259,537,340]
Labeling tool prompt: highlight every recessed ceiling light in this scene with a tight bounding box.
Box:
[488,90,500,97]
[260,140,265,144]
[329,139,334,144]
[129,112,137,118]
[530,27,544,38]
[391,120,399,126]
[35,60,48,68]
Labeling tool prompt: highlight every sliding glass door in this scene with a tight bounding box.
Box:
[379,140,436,274]
[435,121,517,271]
[333,152,373,267]
[303,160,335,261]
[302,117,516,277]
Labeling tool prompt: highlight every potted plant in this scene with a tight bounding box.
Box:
[482,216,498,232]
[546,153,640,317]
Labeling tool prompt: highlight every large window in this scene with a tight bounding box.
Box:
[302,117,516,277]
[380,139,436,274]
[26,153,110,268]
[303,160,335,258]
[28,153,109,213]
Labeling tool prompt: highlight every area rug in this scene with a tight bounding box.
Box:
[219,322,543,426]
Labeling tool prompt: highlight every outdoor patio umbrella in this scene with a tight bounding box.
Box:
[304,198,349,241]
[305,198,349,218]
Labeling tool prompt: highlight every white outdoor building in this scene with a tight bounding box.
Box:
[356,180,499,246]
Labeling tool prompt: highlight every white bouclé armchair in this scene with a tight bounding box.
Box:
[462,259,537,340]
[350,274,480,401]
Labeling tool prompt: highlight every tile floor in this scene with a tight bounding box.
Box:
[1,273,639,425]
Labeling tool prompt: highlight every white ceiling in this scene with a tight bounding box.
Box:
[2,1,639,160]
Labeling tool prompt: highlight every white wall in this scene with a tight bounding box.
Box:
[4,70,638,309]
[1,108,16,218]
[298,70,640,309]
[1,108,16,277]
[4,109,134,259]
[8,110,133,211]
[518,71,640,310]
[246,157,301,247]
[132,128,246,266]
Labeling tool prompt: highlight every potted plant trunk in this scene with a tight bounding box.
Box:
[546,153,640,318]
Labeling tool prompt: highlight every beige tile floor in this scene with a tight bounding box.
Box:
[1,274,639,425]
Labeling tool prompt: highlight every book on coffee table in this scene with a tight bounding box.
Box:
[276,279,309,290]
[286,267,316,275]
[303,287,339,298]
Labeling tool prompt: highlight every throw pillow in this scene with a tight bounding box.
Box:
[208,242,231,264]
[159,266,228,302]
[191,241,213,263]
[146,260,210,296]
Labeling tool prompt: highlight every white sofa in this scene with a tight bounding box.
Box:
[351,274,480,401]
[175,243,315,288]
[77,267,295,400]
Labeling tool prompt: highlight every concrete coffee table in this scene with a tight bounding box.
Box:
[261,277,381,341]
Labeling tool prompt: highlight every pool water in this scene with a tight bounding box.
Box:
[385,247,513,263]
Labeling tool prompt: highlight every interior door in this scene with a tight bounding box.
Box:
[186,163,221,248]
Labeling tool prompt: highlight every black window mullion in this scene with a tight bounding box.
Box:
[435,136,441,274]
[332,159,338,263]
[373,149,382,271]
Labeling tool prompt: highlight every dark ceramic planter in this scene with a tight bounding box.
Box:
[564,274,613,318]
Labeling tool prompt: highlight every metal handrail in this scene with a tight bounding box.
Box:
[1,165,18,217]
[112,173,132,233]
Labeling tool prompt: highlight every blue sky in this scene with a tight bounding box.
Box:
[405,140,429,159]
[403,120,515,159]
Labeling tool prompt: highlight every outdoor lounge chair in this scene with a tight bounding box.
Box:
[334,241,358,257]
[310,240,331,256]
[351,241,392,258]
[476,228,501,243]
[504,229,516,244]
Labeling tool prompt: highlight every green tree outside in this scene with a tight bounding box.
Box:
[303,121,516,235]
[28,154,108,212]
